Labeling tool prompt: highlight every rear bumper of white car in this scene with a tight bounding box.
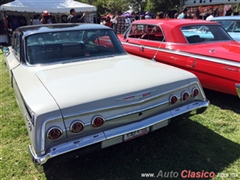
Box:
[29,100,209,169]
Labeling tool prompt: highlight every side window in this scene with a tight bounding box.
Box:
[128,24,164,41]
[128,24,146,38]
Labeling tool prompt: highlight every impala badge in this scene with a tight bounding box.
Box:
[116,90,157,101]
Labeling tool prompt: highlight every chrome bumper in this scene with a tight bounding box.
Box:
[236,83,240,98]
[29,100,209,166]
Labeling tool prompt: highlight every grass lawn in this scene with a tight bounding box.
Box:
[0,49,240,180]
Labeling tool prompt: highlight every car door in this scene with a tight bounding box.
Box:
[121,23,189,68]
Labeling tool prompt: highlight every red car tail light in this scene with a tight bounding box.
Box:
[192,88,199,97]
[170,95,178,105]
[92,116,105,127]
[70,121,84,133]
[47,127,62,140]
[182,92,190,101]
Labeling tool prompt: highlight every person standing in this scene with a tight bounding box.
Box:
[131,11,139,22]
[111,11,126,34]
[156,12,164,19]
[67,8,85,23]
[41,11,52,24]
[32,14,41,25]
[177,8,188,19]
[206,13,214,21]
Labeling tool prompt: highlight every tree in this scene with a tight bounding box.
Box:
[77,0,130,14]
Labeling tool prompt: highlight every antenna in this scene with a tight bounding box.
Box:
[151,36,165,62]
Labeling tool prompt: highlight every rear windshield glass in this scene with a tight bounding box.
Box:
[26,29,126,65]
[181,25,232,44]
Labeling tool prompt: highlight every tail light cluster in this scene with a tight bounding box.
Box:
[169,88,199,105]
[192,88,199,97]
[70,121,84,133]
[47,127,63,140]
[92,116,105,127]
[47,116,105,140]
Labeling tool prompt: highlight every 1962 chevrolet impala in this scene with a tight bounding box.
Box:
[118,19,240,98]
[3,23,209,168]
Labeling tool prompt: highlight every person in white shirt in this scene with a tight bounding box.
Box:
[32,15,41,25]
[177,8,188,19]
[206,13,214,21]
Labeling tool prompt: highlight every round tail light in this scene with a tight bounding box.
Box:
[192,88,199,97]
[170,95,178,105]
[182,92,190,101]
[92,116,105,127]
[70,121,84,133]
[47,127,62,140]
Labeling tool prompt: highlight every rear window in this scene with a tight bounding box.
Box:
[181,25,232,44]
[26,29,126,65]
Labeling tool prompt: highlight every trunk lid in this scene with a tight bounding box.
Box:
[36,55,194,116]
[185,41,240,63]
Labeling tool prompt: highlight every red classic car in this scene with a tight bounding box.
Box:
[118,19,240,98]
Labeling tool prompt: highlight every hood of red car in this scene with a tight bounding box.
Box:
[185,41,240,63]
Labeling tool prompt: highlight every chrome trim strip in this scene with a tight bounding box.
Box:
[121,42,240,68]
[64,81,202,118]
[29,100,209,165]
[106,100,168,121]
[236,83,240,98]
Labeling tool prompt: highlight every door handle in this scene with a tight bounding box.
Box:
[139,46,144,51]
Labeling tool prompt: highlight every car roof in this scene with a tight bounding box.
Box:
[211,16,240,20]
[132,19,218,27]
[132,19,220,43]
[17,23,111,37]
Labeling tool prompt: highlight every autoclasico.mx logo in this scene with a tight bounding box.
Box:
[141,170,239,178]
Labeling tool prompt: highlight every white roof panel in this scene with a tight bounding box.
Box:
[1,0,96,13]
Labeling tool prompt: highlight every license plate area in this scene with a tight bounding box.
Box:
[124,127,149,142]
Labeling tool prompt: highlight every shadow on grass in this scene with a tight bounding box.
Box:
[43,118,240,180]
[204,89,240,114]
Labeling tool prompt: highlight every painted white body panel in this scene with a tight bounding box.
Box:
[35,55,196,114]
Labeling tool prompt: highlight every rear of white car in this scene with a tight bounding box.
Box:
[3,24,209,170]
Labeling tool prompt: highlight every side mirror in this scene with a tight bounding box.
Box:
[2,47,9,54]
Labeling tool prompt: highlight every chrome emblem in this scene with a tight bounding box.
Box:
[116,90,157,101]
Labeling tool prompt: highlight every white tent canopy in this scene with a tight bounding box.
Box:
[1,0,96,13]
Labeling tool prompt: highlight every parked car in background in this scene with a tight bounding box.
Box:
[3,23,209,168]
[210,16,240,42]
[118,19,240,98]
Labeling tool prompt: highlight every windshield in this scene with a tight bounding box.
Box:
[26,29,126,65]
[213,20,240,32]
[181,25,232,44]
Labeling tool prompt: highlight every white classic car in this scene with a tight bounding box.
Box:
[3,23,209,168]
